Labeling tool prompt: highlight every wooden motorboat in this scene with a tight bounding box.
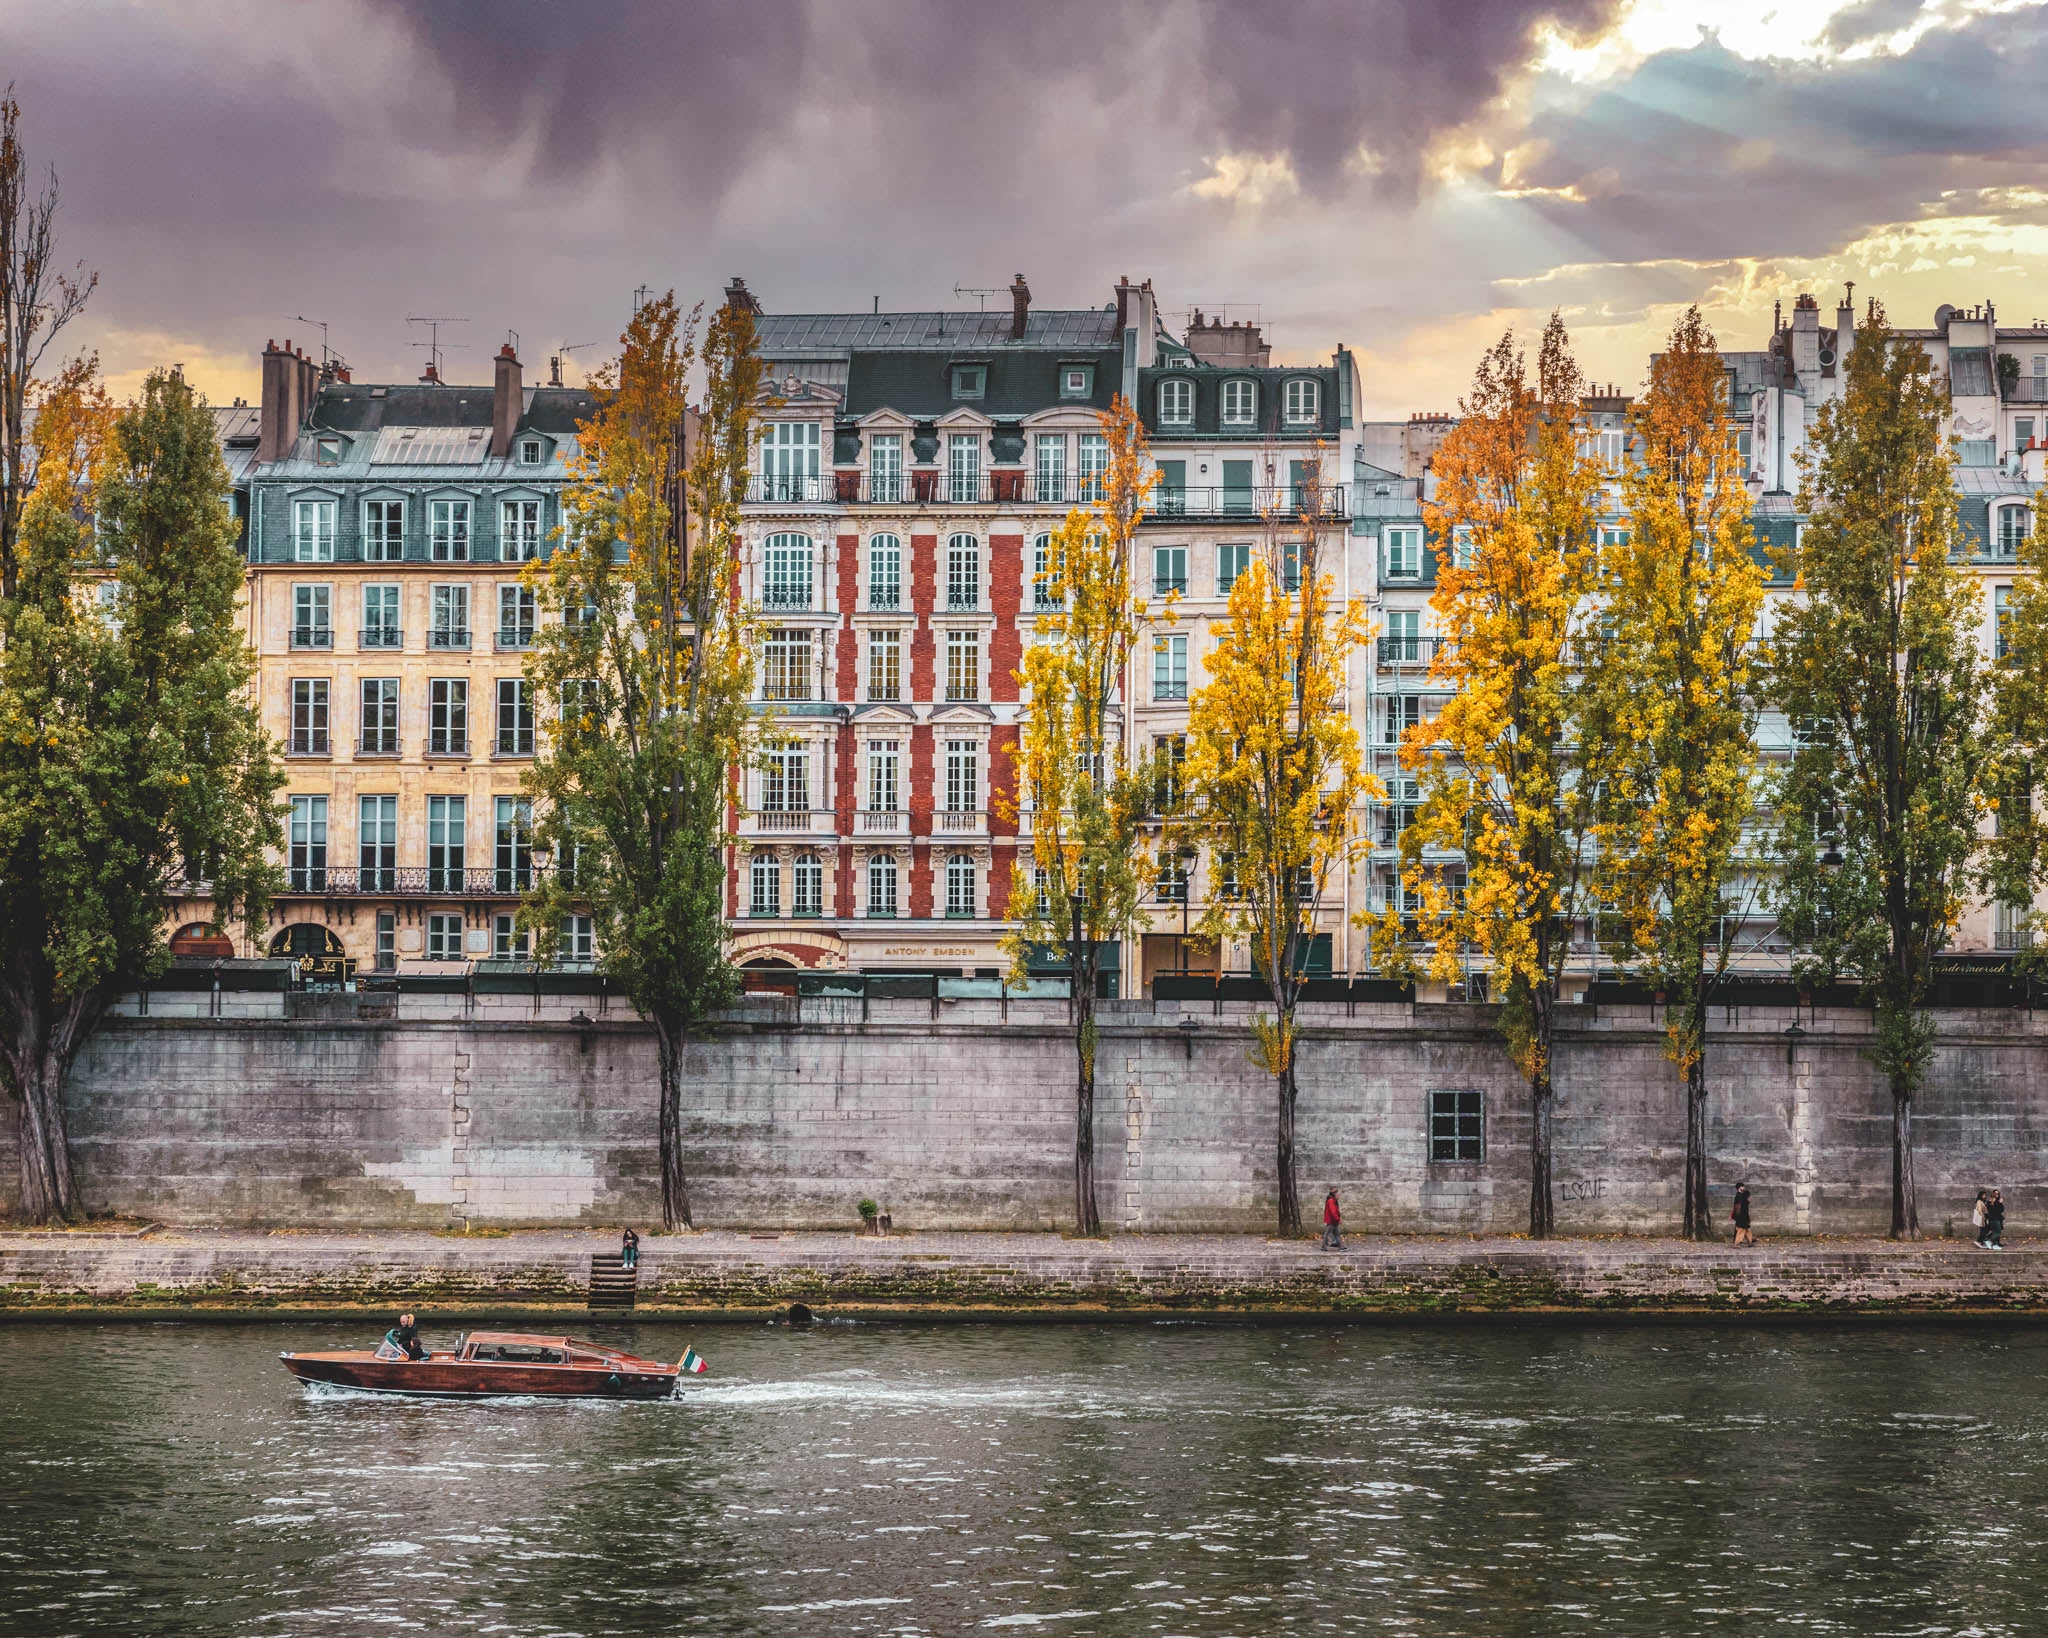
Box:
[279,1330,688,1399]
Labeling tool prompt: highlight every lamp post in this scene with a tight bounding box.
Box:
[1784,1019,1807,1070]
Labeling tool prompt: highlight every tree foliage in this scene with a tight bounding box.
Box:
[1585,307,1770,1238]
[1983,502,2048,950]
[521,291,762,1232]
[1771,300,1983,1239]
[1002,395,1154,1236]
[1183,466,1372,1236]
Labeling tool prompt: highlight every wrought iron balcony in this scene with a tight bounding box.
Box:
[290,626,333,650]
[1148,486,1349,522]
[359,627,403,649]
[429,626,471,650]
[279,865,548,898]
[1377,636,1443,667]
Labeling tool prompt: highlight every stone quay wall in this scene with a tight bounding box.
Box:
[2,992,2045,1236]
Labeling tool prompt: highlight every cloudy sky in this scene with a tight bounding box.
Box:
[4,0,2046,415]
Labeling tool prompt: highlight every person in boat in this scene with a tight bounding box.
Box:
[385,1311,429,1361]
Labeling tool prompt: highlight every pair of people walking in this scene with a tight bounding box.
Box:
[1972,1190,2006,1250]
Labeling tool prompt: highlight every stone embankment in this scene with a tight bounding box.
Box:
[4,1229,2046,1318]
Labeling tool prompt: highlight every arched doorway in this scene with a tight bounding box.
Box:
[267,922,353,985]
[170,922,235,959]
[741,956,799,996]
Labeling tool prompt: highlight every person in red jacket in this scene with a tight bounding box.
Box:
[1321,1188,1343,1250]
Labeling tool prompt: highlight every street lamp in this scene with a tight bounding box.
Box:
[1783,1018,1807,1069]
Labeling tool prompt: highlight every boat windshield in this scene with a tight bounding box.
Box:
[465,1343,567,1364]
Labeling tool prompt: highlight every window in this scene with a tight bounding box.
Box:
[427,796,466,892]
[1221,379,1256,426]
[762,629,814,701]
[869,434,903,504]
[1158,378,1193,426]
[867,853,899,917]
[1429,1089,1485,1163]
[867,629,901,701]
[1284,378,1319,423]
[1385,693,1422,746]
[1078,434,1109,503]
[363,498,404,563]
[375,911,396,971]
[946,533,980,609]
[519,437,543,465]
[1450,525,1476,569]
[761,740,810,814]
[945,854,976,917]
[493,912,529,960]
[496,678,534,755]
[293,498,335,562]
[1154,458,1185,516]
[763,532,813,609]
[1997,584,2013,659]
[359,794,396,892]
[358,678,399,755]
[1960,439,1996,468]
[867,741,900,812]
[429,679,469,756]
[1033,534,1064,610]
[1153,633,1188,701]
[1154,734,1186,809]
[290,679,329,754]
[945,630,980,701]
[1152,545,1187,596]
[792,853,823,917]
[944,740,979,815]
[559,914,595,965]
[430,584,470,648]
[315,436,341,468]
[495,797,533,891]
[1383,608,1421,663]
[1996,506,2030,559]
[1035,435,1067,504]
[426,911,464,962]
[500,497,542,562]
[287,795,327,890]
[292,583,332,648]
[1217,542,1250,594]
[750,854,781,917]
[1384,527,1421,579]
[1590,428,1625,471]
[561,677,599,735]
[1062,365,1093,399]
[1281,540,1303,593]
[2016,417,2036,450]
[867,534,902,609]
[1156,849,1188,903]
[949,433,981,504]
[361,584,400,648]
[497,584,536,648]
[950,364,986,401]
[1382,776,1420,844]
[429,498,470,561]
[1221,458,1254,514]
[760,422,821,500]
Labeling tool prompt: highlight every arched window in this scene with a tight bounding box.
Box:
[1033,533,1064,611]
[792,853,824,918]
[1995,504,2031,560]
[1221,379,1257,427]
[867,533,902,610]
[763,532,813,610]
[749,854,781,917]
[1284,378,1319,423]
[1158,377,1193,426]
[946,533,980,610]
[867,854,899,918]
[945,854,977,918]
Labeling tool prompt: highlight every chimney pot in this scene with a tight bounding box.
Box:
[491,341,523,458]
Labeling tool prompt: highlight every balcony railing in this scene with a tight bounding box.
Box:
[750,471,1093,507]
[934,807,984,833]
[1377,636,1443,667]
[748,807,836,834]
[288,733,329,756]
[356,733,400,756]
[857,809,907,834]
[359,627,402,649]
[429,626,471,650]
[761,586,815,611]
[291,626,333,650]
[279,866,549,897]
[1149,486,1349,522]
[497,627,535,651]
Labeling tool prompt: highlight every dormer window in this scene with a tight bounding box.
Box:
[1222,379,1257,427]
[314,436,342,468]
[1158,378,1193,426]
[1061,365,1094,399]
[519,437,543,464]
[1283,379,1319,424]
[951,364,987,401]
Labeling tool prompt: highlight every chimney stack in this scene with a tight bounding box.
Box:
[725,276,762,316]
[258,337,319,465]
[492,342,523,458]
[1010,273,1031,341]
[1114,276,1131,338]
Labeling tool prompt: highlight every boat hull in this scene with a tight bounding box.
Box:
[281,1353,679,1400]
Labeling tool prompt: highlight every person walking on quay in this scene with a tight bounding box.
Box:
[1321,1188,1344,1251]
[621,1227,640,1271]
[1973,1190,1989,1248]
[1731,1182,1753,1248]
[1986,1190,2006,1251]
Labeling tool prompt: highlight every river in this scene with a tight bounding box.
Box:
[1,1319,2044,1635]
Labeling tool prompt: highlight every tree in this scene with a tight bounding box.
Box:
[1983,503,2048,954]
[1375,316,1606,1239]
[1183,465,1372,1236]
[521,291,763,1232]
[1,89,95,603]
[0,369,283,1220]
[1772,300,1983,1239]
[1002,396,1155,1236]
[1586,308,1770,1238]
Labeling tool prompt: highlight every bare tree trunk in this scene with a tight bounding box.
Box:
[654,1019,692,1232]
[1682,1048,1710,1240]
[13,1038,78,1223]
[1274,1052,1301,1236]
[1074,998,1100,1237]
[1528,1066,1554,1239]
[1891,1077,1917,1240]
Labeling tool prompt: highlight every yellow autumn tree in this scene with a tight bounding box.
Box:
[1002,395,1155,1236]
[1585,307,1769,1239]
[1374,315,1605,1239]
[1183,465,1374,1236]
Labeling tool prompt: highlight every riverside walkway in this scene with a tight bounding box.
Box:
[4,1227,2045,1316]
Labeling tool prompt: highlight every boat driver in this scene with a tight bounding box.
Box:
[385,1311,429,1362]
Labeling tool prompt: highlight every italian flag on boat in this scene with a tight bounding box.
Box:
[680,1347,708,1375]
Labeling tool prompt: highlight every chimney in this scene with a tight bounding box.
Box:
[259,338,318,465]
[420,360,440,385]
[1114,276,1131,338]
[492,343,523,458]
[1010,274,1031,341]
[725,276,762,315]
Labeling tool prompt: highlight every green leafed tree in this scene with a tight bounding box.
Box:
[521,290,763,1232]
[1,367,283,1220]
[1982,504,2048,955]
[1771,299,1984,1239]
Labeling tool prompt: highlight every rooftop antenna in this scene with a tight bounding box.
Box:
[291,315,335,369]
[631,285,652,318]
[953,284,1006,312]
[548,341,599,388]
[405,315,470,380]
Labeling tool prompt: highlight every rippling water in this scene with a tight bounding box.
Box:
[2,1319,2045,1634]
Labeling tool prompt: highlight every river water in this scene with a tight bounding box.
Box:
[2,1319,2045,1635]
